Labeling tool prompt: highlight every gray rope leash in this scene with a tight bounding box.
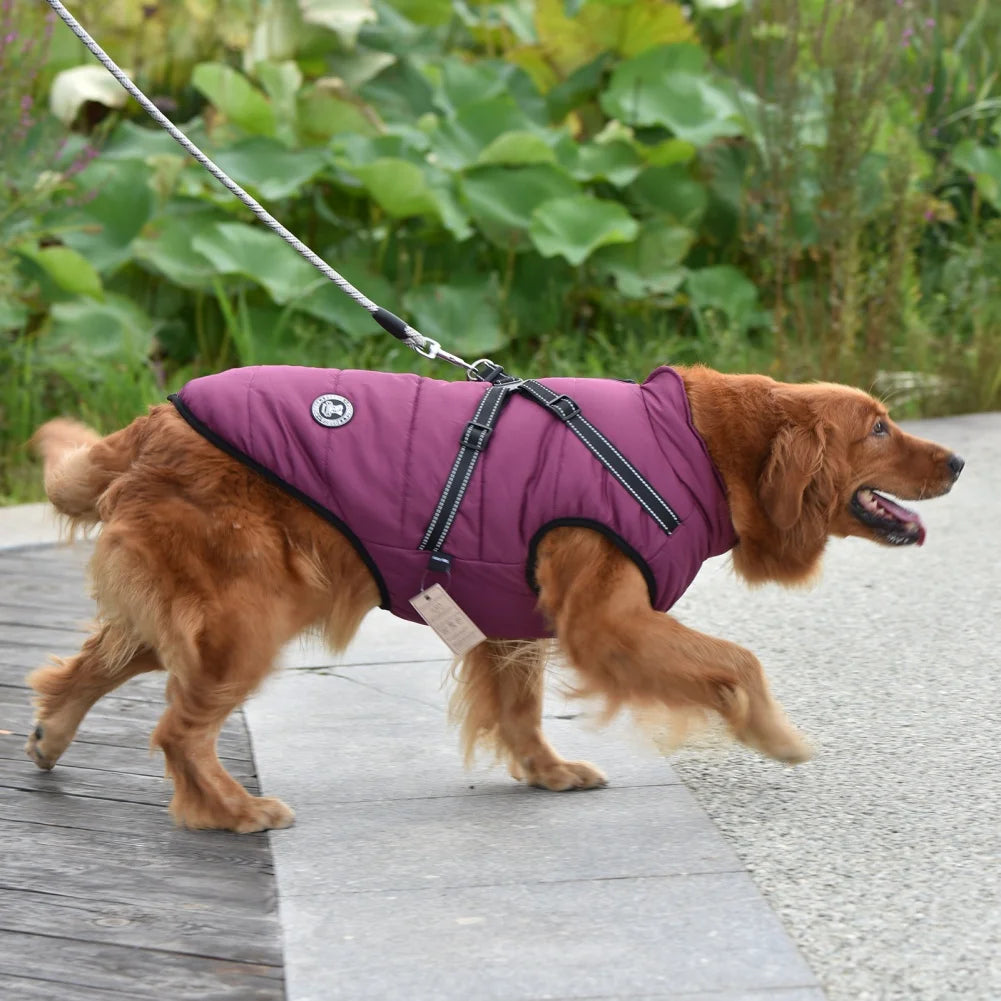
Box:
[42,0,477,374]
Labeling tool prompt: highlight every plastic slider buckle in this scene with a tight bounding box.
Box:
[427,552,452,574]
[546,394,581,422]
[461,420,493,451]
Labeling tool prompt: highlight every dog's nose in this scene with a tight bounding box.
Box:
[947,453,965,479]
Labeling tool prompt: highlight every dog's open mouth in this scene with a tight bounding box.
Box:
[851,488,926,546]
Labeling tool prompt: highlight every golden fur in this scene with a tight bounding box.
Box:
[24,366,962,833]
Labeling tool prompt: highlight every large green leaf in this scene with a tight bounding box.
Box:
[686,265,764,332]
[389,0,453,27]
[429,57,510,117]
[628,165,709,226]
[192,62,276,137]
[17,245,103,299]
[403,281,506,355]
[571,141,643,187]
[133,213,222,288]
[534,0,694,78]
[461,164,580,248]
[953,140,1001,209]
[212,139,328,200]
[255,60,303,144]
[428,96,542,170]
[58,159,155,273]
[477,131,557,167]
[529,196,639,266]
[43,295,154,376]
[190,222,318,303]
[297,84,378,143]
[349,158,439,218]
[244,0,301,69]
[595,219,693,298]
[102,120,188,160]
[601,44,741,147]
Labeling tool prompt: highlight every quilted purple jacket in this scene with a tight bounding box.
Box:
[171,366,736,638]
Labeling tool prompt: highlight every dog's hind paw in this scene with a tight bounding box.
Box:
[25,723,58,771]
[521,759,608,792]
[232,796,296,834]
[171,794,296,834]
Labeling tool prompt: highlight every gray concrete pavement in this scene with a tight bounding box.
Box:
[3,411,996,1000]
[666,412,1001,1001]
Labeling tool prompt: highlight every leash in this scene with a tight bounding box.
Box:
[42,0,481,376]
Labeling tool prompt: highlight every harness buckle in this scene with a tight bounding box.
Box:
[545,394,581,422]
[461,420,493,452]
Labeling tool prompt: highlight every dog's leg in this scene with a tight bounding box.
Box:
[25,625,161,770]
[451,640,607,791]
[536,528,811,764]
[151,634,294,834]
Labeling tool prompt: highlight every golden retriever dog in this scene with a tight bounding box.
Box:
[24,365,963,833]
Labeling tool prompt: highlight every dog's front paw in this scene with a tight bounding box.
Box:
[520,759,608,792]
[749,728,813,765]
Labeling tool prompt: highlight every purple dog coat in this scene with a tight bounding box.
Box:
[170,366,736,638]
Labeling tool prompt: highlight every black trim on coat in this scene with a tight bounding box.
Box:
[168,392,392,612]
[525,517,659,609]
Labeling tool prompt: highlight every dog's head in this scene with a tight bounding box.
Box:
[682,368,963,586]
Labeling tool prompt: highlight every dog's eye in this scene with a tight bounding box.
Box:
[871,419,889,437]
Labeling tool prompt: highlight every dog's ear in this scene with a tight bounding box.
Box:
[759,422,827,531]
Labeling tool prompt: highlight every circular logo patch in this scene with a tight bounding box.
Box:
[311,393,354,428]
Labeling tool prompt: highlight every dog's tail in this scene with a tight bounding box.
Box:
[31,418,143,527]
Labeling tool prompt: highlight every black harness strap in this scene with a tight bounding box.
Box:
[418,381,517,571]
[418,367,680,575]
[515,380,681,535]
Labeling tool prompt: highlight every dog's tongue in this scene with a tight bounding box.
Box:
[874,491,926,546]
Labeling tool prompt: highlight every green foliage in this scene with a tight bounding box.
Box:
[4,0,1001,501]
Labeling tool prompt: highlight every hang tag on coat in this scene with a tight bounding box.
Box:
[409,584,486,656]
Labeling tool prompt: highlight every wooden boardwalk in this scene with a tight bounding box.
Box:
[0,543,285,1000]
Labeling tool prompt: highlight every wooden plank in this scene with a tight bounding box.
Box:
[0,738,255,781]
[0,755,172,808]
[0,931,282,1000]
[0,887,282,966]
[0,741,258,783]
[0,701,254,759]
[0,973,143,1000]
[0,786,195,836]
[0,667,172,700]
[0,607,92,631]
[0,816,273,871]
